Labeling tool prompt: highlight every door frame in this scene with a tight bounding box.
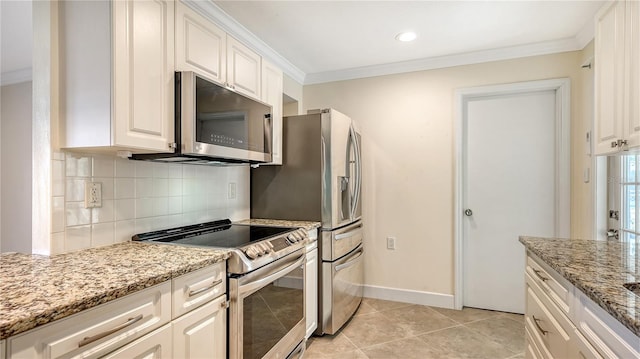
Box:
[453,78,571,310]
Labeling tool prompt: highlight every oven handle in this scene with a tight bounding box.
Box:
[238,254,305,296]
[335,247,364,272]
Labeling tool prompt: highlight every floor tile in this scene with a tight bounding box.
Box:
[500,312,525,324]
[354,300,376,316]
[360,298,411,312]
[305,332,358,356]
[361,337,446,359]
[304,349,369,359]
[340,311,412,348]
[418,325,516,359]
[432,306,501,324]
[379,304,458,336]
[465,316,525,353]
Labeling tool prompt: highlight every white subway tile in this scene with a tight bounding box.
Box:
[52,196,65,233]
[65,225,91,252]
[135,217,154,233]
[153,163,169,179]
[66,154,92,177]
[92,199,115,223]
[50,232,65,255]
[153,178,169,197]
[169,178,182,197]
[183,196,196,213]
[93,157,114,177]
[93,177,114,200]
[66,201,91,226]
[66,179,86,202]
[115,220,136,242]
[168,196,183,214]
[135,178,154,198]
[168,164,183,178]
[91,222,115,247]
[183,179,196,196]
[135,161,155,178]
[153,197,169,216]
[52,160,65,197]
[135,198,154,218]
[114,178,135,199]
[115,199,135,220]
[167,214,183,227]
[115,158,136,177]
[183,165,197,179]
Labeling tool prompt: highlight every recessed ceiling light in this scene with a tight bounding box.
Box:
[396,31,417,42]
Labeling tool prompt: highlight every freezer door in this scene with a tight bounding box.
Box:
[319,244,364,335]
[321,220,363,261]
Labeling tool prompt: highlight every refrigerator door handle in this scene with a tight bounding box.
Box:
[349,126,362,220]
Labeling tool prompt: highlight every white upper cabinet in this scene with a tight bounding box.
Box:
[261,59,284,165]
[594,0,640,154]
[227,36,262,100]
[60,0,175,153]
[175,1,226,84]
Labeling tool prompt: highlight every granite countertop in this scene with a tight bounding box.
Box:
[236,218,322,231]
[519,236,639,337]
[0,242,229,340]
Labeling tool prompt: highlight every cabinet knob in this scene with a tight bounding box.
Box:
[612,141,619,148]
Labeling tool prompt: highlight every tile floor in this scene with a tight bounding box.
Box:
[306,298,525,359]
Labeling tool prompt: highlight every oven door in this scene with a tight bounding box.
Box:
[229,250,306,359]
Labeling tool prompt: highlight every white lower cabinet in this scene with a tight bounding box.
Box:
[6,263,228,359]
[525,253,640,359]
[172,295,227,359]
[305,241,318,338]
[101,324,172,359]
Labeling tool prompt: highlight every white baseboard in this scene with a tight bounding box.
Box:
[363,284,455,309]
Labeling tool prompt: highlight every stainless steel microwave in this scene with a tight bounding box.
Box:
[132,71,272,164]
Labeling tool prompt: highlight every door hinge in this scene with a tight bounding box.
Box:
[609,210,619,221]
[606,229,619,240]
[168,142,177,150]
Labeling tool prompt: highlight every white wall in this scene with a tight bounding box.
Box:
[1,82,33,253]
[304,50,590,301]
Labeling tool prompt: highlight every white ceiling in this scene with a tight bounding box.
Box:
[0,1,606,86]
[215,0,605,83]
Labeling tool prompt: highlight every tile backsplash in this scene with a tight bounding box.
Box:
[51,151,250,254]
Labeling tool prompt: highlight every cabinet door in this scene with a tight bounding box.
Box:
[626,0,640,148]
[594,1,626,154]
[305,246,318,338]
[102,324,172,359]
[262,60,284,165]
[227,36,262,100]
[113,0,175,152]
[175,1,226,84]
[172,295,227,359]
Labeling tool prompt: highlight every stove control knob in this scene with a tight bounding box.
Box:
[266,241,275,250]
[258,243,270,254]
[286,234,297,244]
[245,247,259,259]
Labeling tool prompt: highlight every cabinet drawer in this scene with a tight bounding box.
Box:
[525,325,549,359]
[575,291,640,358]
[526,284,571,358]
[526,255,571,315]
[571,328,603,359]
[172,262,226,318]
[9,282,171,358]
[102,323,172,359]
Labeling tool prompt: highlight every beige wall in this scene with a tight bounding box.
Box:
[304,50,592,296]
[1,81,33,253]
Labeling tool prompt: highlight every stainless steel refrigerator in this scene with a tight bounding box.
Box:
[251,108,363,335]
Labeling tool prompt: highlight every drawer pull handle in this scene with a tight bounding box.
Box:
[188,279,223,297]
[78,314,144,347]
[532,269,549,282]
[532,315,548,336]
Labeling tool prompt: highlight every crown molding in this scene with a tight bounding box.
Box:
[304,38,583,85]
[183,0,306,84]
[0,68,32,86]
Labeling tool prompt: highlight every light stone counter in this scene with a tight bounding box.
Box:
[0,242,229,340]
[236,218,321,231]
[519,236,639,337]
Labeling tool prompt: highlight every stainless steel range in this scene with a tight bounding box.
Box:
[133,219,309,359]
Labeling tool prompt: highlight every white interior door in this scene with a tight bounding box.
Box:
[463,90,558,314]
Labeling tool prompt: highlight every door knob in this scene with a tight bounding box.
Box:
[464,209,473,216]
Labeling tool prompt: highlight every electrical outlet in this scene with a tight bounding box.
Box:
[228,182,237,199]
[386,237,396,250]
[85,181,102,208]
